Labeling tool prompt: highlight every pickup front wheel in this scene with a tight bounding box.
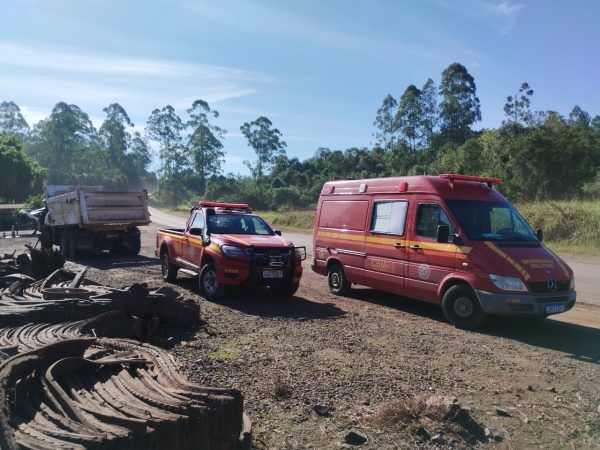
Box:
[199,263,226,301]
[161,251,178,282]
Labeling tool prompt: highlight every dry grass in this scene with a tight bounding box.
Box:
[270,376,293,399]
[375,395,461,427]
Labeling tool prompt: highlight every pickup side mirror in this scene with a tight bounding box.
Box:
[188,227,203,236]
[536,228,543,242]
[436,224,450,243]
[274,230,282,236]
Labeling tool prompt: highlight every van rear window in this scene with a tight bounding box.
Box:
[319,200,369,231]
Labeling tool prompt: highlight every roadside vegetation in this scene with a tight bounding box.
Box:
[1,63,599,251]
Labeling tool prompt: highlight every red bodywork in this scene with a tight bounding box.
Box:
[312,175,576,318]
[156,204,304,288]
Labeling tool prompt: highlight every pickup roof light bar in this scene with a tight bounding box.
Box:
[199,201,252,212]
[439,173,503,188]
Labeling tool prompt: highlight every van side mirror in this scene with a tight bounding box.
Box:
[274,230,282,236]
[189,227,203,236]
[436,225,450,243]
[536,228,543,242]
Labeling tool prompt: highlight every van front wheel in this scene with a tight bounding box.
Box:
[442,285,486,329]
[328,263,350,296]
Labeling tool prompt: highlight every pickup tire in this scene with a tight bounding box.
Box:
[328,262,351,295]
[199,263,226,301]
[271,282,300,298]
[161,250,178,282]
[442,284,487,329]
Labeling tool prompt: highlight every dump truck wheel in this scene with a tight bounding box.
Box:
[199,263,226,300]
[442,285,487,329]
[328,262,350,295]
[59,233,68,257]
[161,251,178,282]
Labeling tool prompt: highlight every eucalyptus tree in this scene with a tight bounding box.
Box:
[240,116,286,179]
[0,101,29,135]
[186,100,226,194]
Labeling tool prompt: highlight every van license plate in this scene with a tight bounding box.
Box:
[263,270,283,279]
[545,304,565,314]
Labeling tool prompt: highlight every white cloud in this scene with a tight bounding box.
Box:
[488,1,525,34]
[0,43,273,82]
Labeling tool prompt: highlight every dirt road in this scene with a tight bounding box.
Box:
[1,224,599,448]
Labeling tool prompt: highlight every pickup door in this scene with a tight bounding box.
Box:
[182,210,206,271]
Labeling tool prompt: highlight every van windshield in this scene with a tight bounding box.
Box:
[446,200,538,242]
[207,214,274,235]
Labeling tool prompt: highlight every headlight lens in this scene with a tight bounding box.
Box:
[221,245,246,259]
[489,274,527,292]
[569,276,575,290]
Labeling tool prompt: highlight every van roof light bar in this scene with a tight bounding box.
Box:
[199,201,252,212]
[439,173,503,188]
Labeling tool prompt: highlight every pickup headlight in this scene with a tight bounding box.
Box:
[489,274,527,292]
[569,276,575,290]
[221,245,246,259]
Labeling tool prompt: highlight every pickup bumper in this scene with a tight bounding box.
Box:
[475,289,576,316]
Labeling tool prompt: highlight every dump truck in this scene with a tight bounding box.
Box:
[38,185,150,258]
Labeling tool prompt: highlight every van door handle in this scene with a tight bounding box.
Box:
[409,244,421,250]
[394,243,405,249]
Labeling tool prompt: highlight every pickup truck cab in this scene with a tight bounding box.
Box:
[312,174,576,328]
[156,202,306,299]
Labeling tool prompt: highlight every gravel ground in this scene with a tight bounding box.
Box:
[2,227,600,449]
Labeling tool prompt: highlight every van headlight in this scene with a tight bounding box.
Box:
[221,245,246,259]
[569,276,575,290]
[489,274,527,292]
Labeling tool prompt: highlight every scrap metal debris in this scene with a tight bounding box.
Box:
[0,261,250,449]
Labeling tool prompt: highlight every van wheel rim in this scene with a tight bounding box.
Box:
[330,272,341,288]
[454,297,474,317]
[203,269,218,294]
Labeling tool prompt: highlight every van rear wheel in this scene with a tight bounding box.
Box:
[442,285,486,329]
[328,262,350,296]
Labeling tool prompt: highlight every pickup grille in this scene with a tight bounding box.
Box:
[528,280,570,294]
[251,248,294,268]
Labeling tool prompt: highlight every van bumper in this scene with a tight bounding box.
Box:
[474,290,576,316]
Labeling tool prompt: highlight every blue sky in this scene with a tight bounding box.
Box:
[1,0,598,174]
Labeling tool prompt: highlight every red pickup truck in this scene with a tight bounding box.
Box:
[155,202,306,299]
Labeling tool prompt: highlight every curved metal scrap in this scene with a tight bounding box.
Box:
[0,338,244,450]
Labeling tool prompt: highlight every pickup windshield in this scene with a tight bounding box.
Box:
[446,200,538,242]
[207,214,274,235]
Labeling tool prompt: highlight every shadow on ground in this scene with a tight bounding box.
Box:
[338,287,600,364]
[176,277,345,321]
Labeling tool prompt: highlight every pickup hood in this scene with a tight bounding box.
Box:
[212,234,295,248]
[472,241,572,282]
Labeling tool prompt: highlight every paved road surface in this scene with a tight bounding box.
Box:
[148,207,598,306]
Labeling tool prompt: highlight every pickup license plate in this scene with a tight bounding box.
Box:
[545,304,565,314]
[263,270,283,279]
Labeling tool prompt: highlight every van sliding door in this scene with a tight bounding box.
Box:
[364,200,409,294]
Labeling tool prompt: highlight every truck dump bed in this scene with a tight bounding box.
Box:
[45,186,150,229]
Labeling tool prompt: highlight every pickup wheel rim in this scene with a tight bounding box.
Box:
[202,268,218,295]
[454,296,474,318]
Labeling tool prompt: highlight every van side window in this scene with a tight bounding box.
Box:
[416,204,455,241]
[371,201,408,235]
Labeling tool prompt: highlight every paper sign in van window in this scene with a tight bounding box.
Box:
[371,201,408,235]
[319,200,369,231]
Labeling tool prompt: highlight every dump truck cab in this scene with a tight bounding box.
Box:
[312,174,576,328]
[156,202,306,299]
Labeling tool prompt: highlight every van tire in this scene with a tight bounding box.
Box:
[328,262,350,296]
[199,263,226,301]
[442,285,486,329]
[161,250,178,282]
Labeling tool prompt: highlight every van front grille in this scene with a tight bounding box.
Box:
[527,281,569,294]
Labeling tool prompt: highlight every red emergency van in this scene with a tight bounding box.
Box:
[312,174,576,328]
